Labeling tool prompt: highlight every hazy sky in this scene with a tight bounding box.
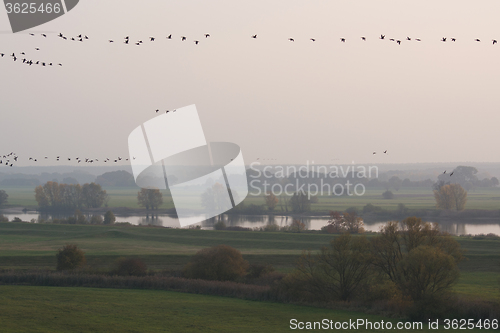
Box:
[1,0,500,167]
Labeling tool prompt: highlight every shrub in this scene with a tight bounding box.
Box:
[183,245,249,281]
[56,244,86,271]
[104,210,115,225]
[12,217,22,222]
[214,220,226,230]
[247,264,275,279]
[113,257,147,276]
[382,190,394,199]
[0,215,9,222]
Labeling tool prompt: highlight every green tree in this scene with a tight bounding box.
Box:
[200,183,232,214]
[82,183,108,208]
[137,188,163,210]
[0,190,8,206]
[104,210,115,225]
[382,190,394,199]
[289,192,311,213]
[183,245,249,281]
[56,244,86,271]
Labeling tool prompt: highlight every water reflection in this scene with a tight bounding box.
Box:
[0,210,499,236]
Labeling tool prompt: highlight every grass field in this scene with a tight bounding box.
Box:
[0,286,492,333]
[2,185,500,212]
[0,222,498,301]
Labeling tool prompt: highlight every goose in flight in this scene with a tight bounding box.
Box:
[451,38,456,42]
[288,38,294,42]
[167,34,172,39]
[340,38,346,42]
[380,34,385,40]
[493,40,497,45]
[310,38,316,41]
[181,36,187,41]
[205,34,210,38]
[251,35,257,38]
[441,37,446,42]
[361,37,366,41]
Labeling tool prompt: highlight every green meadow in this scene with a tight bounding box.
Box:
[2,285,489,333]
[2,185,500,212]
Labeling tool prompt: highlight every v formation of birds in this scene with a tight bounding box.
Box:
[2,32,492,166]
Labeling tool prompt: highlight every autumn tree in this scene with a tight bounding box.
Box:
[434,183,467,211]
[137,188,163,210]
[371,217,464,302]
[294,233,373,301]
[35,181,106,211]
[264,192,279,211]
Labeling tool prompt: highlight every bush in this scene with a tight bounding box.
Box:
[382,190,394,199]
[104,210,115,225]
[0,215,9,222]
[247,264,275,279]
[113,257,147,276]
[214,220,226,230]
[12,217,22,222]
[183,245,249,281]
[56,244,86,271]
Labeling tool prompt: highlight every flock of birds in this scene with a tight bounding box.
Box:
[0,152,135,168]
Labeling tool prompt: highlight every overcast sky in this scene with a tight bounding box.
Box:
[1,0,499,167]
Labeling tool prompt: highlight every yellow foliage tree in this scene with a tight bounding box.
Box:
[434,183,467,211]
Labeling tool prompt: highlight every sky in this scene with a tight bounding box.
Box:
[1,0,500,167]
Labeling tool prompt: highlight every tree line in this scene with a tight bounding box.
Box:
[35,181,108,211]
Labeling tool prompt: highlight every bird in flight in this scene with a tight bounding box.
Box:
[194,40,199,45]
[441,37,446,42]
[396,40,401,45]
[150,37,155,41]
[406,37,411,41]
[41,34,46,37]
[451,38,456,42]
[167,34,172,39]
[205,34,210,38]
[493,40,497,45]
[415,38,421,41]
[288,38,294,42]
[156,109,160,113]
[310,38,316,41]
[450,172,454,176]
[181,36,187,41]
[475,39,481,42]
[383,150,388,154]
[380,34,385,40]
[340,38,346,42]
[373,152,376,155]
[109,40,114,43]
[251,35,257,39]
[361,37,366,41]
[443,170,446,174]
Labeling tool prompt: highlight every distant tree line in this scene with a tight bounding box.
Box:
[35,181,108,211]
